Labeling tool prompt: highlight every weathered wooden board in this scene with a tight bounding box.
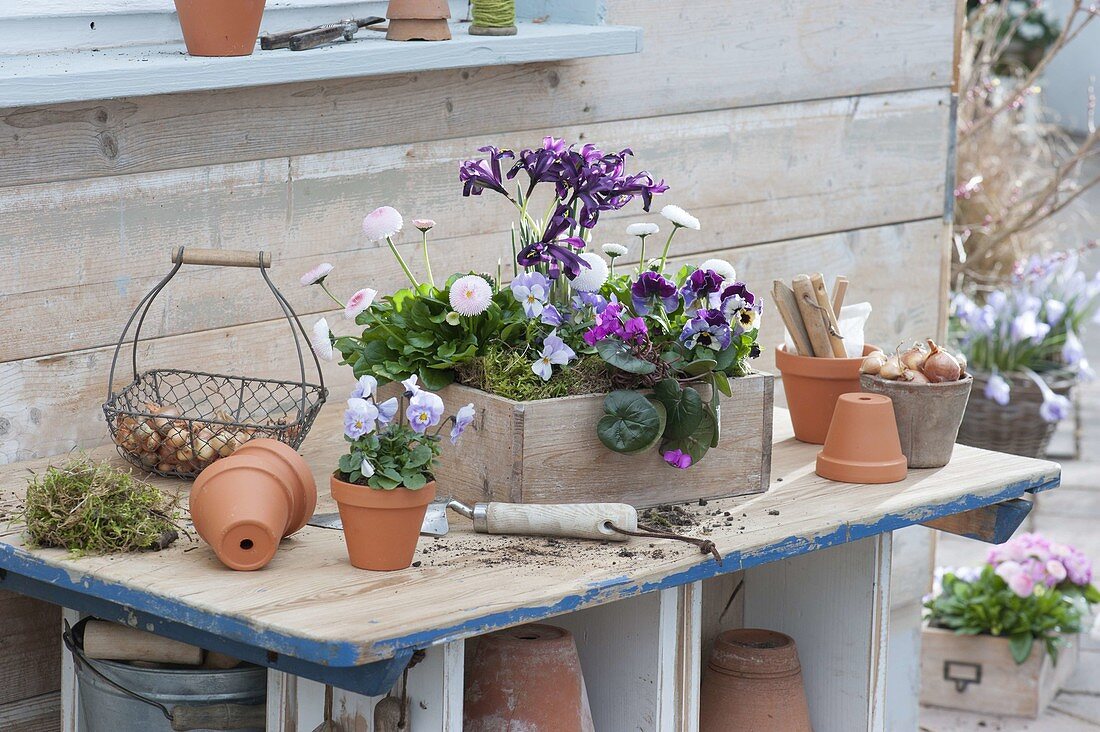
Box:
[921,497,1033,543]
[0,692,60,732]
[0,219,942,464]
[0,591,60,706]
[0,0,955,189]
[0,89,950,361]
[433,375,771,508]
[921,626,1079,718]
[0,407,1059,669]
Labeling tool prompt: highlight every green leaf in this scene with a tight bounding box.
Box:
[402,472,428,490]
[597,391,667,454]
[662,407,716,465]
[652,380,704,440]
[1084,584,1100,604]
[407,444,434,468]
[682,359,718,376]
[596,338,657,375]
[712,370,732,397]
[1009,632,1034,664]
[418,368,455,391]
[714,344,738,372]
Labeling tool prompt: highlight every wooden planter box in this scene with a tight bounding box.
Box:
[432,372,774,508]
[920,625,1080,718]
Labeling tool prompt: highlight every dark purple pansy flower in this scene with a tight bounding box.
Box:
[681,269,725,303]
[680,309,732,351]
[718,281,756,307]
[459,146,515,198]
[663,449,692,469]
[631,272,680,315]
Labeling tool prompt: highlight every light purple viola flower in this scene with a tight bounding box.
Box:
[541,304,563,327]
[350,375,378,400]
[572,291,610,313]
[984,372,1011,406]
[376,397,399,425]
[662,449,692,469]
[680,309,732,351]
[1045,298,1067,325]
[1063,329,1085,366]
[631,271,680,315]
[402,374,420,397]
[510,271,551,318]
[450,403,476,445]
[406,390,445,434]
[532,332,575,381]
[344,398,379,439]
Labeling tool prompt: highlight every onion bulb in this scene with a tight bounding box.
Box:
[923,339,962,382]
[860,351,887,375]
[157,442,177,461]
[879,355,905,380]
[141,431,161,453]
[902,369,930,384]
[164,425,190,449]
[153,405,182,434]
[157,461,177,473]
[140,452,159,468]
[900,343,928,371]
[195,429,217,464]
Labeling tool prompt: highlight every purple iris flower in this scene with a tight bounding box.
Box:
[662,449,692,469]
[984,373,1011,406]
[1040,392,1071,422]
[516,237,589,278]
[406,391,445,434]
[680,310,732,351]
[459,146,514,198]
[631,272,680,315]
[681,269,725,303]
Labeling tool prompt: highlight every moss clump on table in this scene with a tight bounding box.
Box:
[455,342,615,401]
[22,455,181,555]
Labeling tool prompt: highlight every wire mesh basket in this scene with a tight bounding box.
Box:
[103,247,327,478]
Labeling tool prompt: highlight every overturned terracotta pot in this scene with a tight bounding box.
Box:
[190,440,316,570]
[174,0,266,56]
[861,373,973,468]
[700,628,812,732]
[775,344,879,444]
[331,475,436,571]
[464,624,594,731]
[386,0,451,40]
[816,392,907,484]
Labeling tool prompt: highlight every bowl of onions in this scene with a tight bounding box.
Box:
[859,340,972,468]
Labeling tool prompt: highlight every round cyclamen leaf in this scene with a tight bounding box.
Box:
[653,380,704,440]
[598,391,666,454]
[596,338,657,375]
[682,359,718,376]
[662,407,716,465]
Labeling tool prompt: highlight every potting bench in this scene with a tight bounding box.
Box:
[0,405,1057,731]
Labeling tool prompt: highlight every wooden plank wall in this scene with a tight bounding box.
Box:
[0,0,956,725]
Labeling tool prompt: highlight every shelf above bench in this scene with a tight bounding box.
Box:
[0,20,641,107]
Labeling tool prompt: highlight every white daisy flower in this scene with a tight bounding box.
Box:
[698,259,737,282]
[449,275,493,316]
[412,218,436,232]
[300,262,334,286]
[344,288,377,320]
[626,222,660,237]
[602,243,628,258]
[660,205,700,230]
[362,206,404,241]
[310,318,333,362]
[569,253,609,293]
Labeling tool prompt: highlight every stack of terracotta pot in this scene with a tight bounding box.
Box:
[191,439,316,571]
[386,0,452,41]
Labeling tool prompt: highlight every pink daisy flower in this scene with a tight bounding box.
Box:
[344,288,377,320]
[412,219,436,232]
[300,262,334,286]
[362,206,403,242]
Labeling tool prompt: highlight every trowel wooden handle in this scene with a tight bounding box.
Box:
[82,621,204,665]
[481,502,638,541]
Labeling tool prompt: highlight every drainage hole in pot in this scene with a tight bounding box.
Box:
[240,539,254,550]
[517,634,539,640]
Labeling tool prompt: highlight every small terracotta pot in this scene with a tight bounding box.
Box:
[816,392,907,483]
[700,628,811,732]
[233,438,317,535]
[464,624,594,732]
[191,453,308,570]
[386,0,452,41]
[775,344,879,444]
[330,475,436,571]
[173,0,266,57]
[860,374,973,468]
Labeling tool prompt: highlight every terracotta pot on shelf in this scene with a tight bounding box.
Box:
[190,441,316,571]
[815,392,907,483]
[775,344,879,444]
[700,628,811,732]
[464,623,595,732]
[330,474,436,571]
[860,374,973,468]
[173,0,266,57]
[386,0,452,41]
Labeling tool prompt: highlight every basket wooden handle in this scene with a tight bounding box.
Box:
[171,248,271,268]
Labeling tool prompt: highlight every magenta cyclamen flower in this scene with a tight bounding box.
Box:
[663,449,692,469]
[583,302,627,346]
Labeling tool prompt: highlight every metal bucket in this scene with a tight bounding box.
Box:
[65,628,266,732]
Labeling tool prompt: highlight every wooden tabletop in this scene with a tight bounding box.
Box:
[0,404,1060,667]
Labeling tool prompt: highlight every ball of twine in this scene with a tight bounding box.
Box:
[471,0,515,28]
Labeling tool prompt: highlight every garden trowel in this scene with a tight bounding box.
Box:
[308,499,637,541]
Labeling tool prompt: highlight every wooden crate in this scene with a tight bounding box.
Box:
[431,372,773,508]
[920,625,1079,718]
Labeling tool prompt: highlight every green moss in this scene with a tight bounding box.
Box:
[456,342,615,401]
[22,455,181,555]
